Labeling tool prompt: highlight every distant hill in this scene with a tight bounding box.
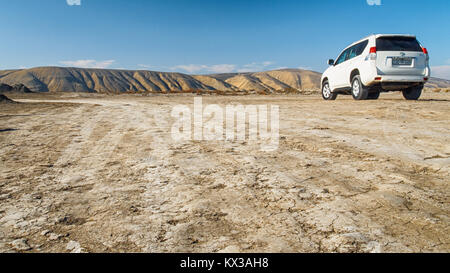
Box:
[0,67,321,93]
[0,66,447,93]
[425,77,450,89]
[0,67,208,93]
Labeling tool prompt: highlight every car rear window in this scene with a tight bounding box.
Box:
[376,37,422,51]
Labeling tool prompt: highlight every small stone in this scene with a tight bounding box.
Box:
[40,230,50,236]
[48,233,62,241]
[66,241,83,253]
[218,245,240,253]
[11,239,32,251]
[130,205,139,213]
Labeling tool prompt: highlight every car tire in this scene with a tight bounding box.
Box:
[351,75,369,100]
[322,81,337,100]
[402,85,423,100]
[367,91,380,100]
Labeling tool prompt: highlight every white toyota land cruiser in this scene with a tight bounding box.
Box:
[321,34,430,100]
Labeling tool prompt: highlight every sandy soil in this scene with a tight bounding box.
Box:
[0,92,449,253]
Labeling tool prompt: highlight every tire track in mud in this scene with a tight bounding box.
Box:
[132,105,209,252]
[3,103,156,252]
[53,105,106,169]
[126,108,319,253]
[81,104,166,252]
[126,104,264,252]
[48,105,131,187]
[0,104,114,251]
[44,103,161,252]
[42,102,178,252]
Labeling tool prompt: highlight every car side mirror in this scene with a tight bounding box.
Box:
[328,59,335,66]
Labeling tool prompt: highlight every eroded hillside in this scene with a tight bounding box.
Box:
[0,67,321,93]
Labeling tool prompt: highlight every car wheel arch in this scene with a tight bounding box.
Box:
[350,69,360,85]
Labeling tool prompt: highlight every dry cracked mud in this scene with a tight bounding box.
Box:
[0,92,449,253]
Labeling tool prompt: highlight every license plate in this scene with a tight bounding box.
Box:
[392,57,412,66]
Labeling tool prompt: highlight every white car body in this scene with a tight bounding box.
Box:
[321,34,430,100]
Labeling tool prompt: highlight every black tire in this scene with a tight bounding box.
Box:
[367,91,380,100]
[402,85,423,100]
[351,75,369,100]
[322,81,337,100]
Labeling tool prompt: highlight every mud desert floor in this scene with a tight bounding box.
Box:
[0,92,449,253]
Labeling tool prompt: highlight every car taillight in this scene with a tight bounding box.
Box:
[422,47,429,62]
[369,47,377,60]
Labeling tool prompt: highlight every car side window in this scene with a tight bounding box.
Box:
[348,45,358,60]
[356,40,369,55]
[342,40,369,63]
[335,48,350,65]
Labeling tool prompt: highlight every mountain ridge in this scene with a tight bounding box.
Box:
[0,66,321,93]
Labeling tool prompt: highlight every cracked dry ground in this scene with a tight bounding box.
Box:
[0,93,449,253]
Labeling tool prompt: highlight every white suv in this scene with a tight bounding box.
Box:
[321,34,430,100]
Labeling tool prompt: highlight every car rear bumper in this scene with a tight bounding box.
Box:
[366,75,428,88]
[367,78,426,91]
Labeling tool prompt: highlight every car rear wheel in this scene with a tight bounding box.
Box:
[402,85,423,100]
[322,81,337,100]
[351,75,369,100]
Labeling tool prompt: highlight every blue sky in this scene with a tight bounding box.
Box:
[1,0,449,79]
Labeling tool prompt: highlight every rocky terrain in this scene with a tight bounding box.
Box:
[0,92,449,253]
